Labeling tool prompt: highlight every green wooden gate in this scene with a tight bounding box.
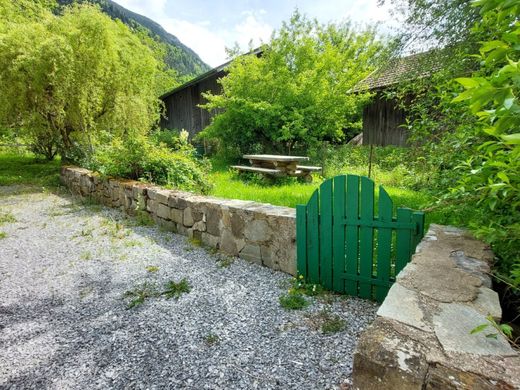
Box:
[296,175,425,302]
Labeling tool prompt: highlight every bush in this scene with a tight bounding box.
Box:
[88,134,212,194]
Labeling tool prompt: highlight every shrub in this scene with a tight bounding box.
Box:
[88,134,212,194]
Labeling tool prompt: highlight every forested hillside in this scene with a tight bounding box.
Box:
[57,0,210,78]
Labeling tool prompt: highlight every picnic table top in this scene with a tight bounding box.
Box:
[243,154,310,162]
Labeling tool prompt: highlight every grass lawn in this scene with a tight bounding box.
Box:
[0,153,61,188]
[207,158,452,227]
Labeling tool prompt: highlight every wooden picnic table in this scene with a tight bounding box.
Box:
[231,154,322,181]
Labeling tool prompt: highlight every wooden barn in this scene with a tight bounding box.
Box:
[357,52,439,147]
[160,48,262,139]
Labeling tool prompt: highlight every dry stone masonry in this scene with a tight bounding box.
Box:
[352,224,520,390]
[60,166,296,275]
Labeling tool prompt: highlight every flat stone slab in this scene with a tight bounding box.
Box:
[377,284,431,332]
[433,303,515,356]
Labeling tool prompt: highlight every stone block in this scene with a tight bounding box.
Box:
[377,284,431,332]
[240,244,262,265]
[201,232,220,248]
[206,207,222,236]
[155,190,171,205]
[170,208,183,224]
[432,303,515,356]
[230,212,245,238]
[471,287,502,321]
[146,199,158,214]
[244,219,270,242]
[156,204,171,220]
[353,320,429,390]
[220,229,244,256]
[183,207,195,227]
[168,195,188,210]
[192,221,206,232]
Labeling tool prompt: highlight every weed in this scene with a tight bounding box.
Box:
[124,239,142,247]
[288,274,325,297]
[124,279,191,308]
[217,255,234,268]
[305,308,346,334]
[0,232,6,239]
[146,265,159,273]
[188,237,202,247]
[80,251,92,261]
[135,211,154,226]
[124,282,159,309]
[321,315,346,334]
[279,293,309,310]
[204,333,220,346]
[73,227,94,238]
[0,211,16,226]
[162,278,191,299]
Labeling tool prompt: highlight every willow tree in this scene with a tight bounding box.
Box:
[200,11,387,156]
[0,2,174,160]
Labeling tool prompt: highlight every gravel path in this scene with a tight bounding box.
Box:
[0,187,378,390]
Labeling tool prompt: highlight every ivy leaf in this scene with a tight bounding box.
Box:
[500,324,513,338]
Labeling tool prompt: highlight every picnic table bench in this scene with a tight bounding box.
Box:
[231,154,322,182]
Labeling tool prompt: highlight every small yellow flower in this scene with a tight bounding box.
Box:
[299,275,304,279]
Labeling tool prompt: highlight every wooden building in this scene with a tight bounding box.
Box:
[160,48,263,139]
[356,52,439,147]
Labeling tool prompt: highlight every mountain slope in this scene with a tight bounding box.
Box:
[57,0,210,77]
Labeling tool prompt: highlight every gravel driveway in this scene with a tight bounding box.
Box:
[0,187,378,390]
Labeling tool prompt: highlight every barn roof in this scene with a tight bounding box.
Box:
[354,50,442,92]
[160,47,264,100]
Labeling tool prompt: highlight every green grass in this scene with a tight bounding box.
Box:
[206,157,449,227]
[0,153,61,188]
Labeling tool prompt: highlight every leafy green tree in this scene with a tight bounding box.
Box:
[0,3,175,160]
[200,11,387,156]
[451,0,520,287]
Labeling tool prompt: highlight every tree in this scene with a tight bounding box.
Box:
[199,11,387,156]
[0,3,176,160]
[451,0,520,288]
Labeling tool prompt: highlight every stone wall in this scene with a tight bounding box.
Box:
[352,224,519,389]
[60,166,296,275]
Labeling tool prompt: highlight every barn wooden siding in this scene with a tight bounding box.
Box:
[160,70,225,139]
[362,94,408,147]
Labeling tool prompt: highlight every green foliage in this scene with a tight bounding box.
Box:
[449,0,520,287]
[470,315,517,348]
[0,211,16,226]
[279,292,309,310]
[124,278,191,308]
[320,313,346,334]
[0,232,6,239]
[0,2,173,161]
[88,134,212,193]
[124,282,158,309]
[200,11,387,156]
[204,333,220,346]
[161,278,191,299]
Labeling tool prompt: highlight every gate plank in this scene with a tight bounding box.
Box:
[319,179,333,290]
[376,186,393,302]
[396,208,413,276]
[345,175,360,296]
[359,177,374,299]
[296,204,308,278]
[307,190,320,284]
[332,176,347,292]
